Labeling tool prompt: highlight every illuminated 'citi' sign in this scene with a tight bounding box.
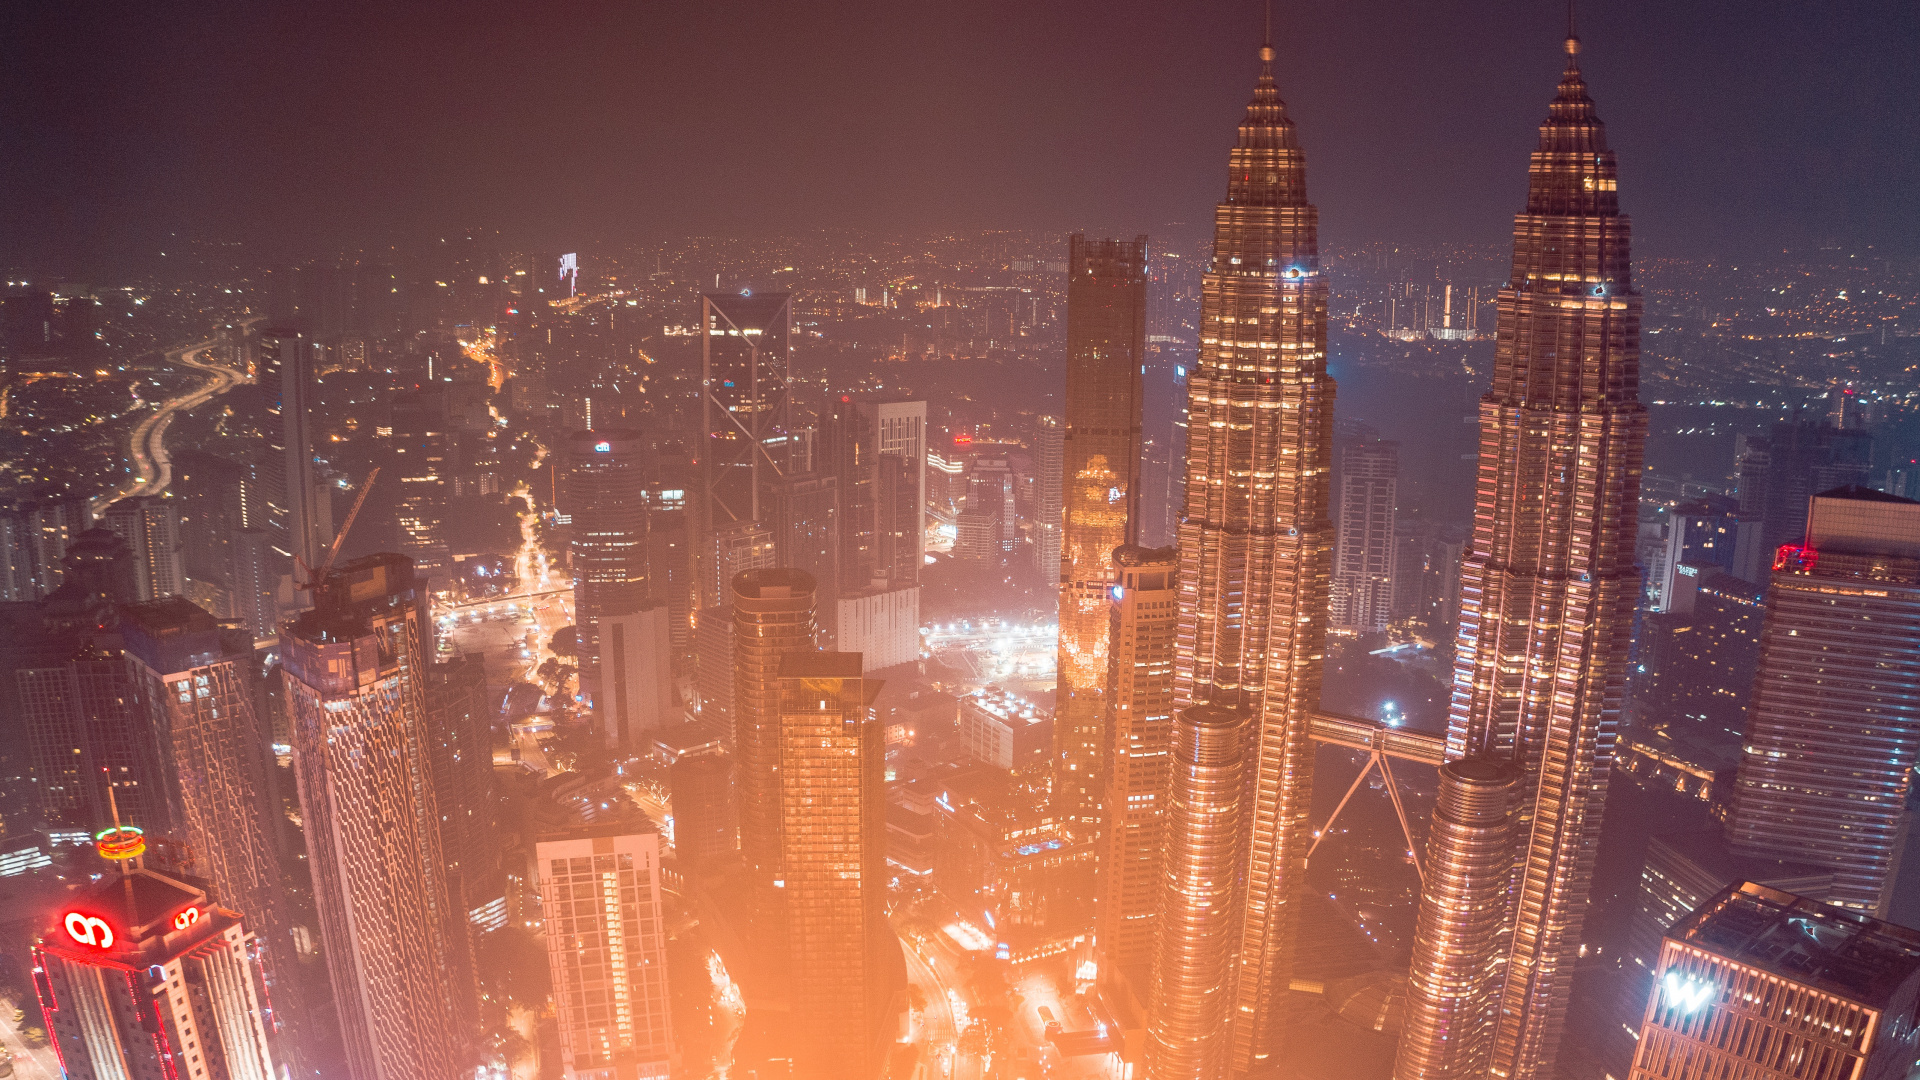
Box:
[63,912,114,950]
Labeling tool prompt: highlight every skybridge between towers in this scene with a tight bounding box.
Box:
[1304,711,1447,884]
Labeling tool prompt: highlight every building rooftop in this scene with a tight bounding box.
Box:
[1669,881,1920,1009]
[960,686,1048,726]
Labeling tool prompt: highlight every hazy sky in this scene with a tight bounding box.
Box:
[3,0,1915,274]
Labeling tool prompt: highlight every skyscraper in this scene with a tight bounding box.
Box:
[281,553,465,1080]
[1095,545,1177,1005]
[536,825,674,1080]
[1145,705,1250,1080]
[1726,487,1920,917]
[257,325,331,576]
[1403,33,1646,1080]
[119,597,292,998]
[101,495,186,601]
[1627,881,1920,1080]
[1055,234,1147,832]
[566,429,649,715]
[1329,440,1398,634]
[669,752,738,867]
[1033,414,1064,576]
[776,651,899,1078]
[698,292,791,608]
[34,864,279,1080]
[1394,758,1522,1080]
[1156,35,1336,1072]
[730,567,817,886]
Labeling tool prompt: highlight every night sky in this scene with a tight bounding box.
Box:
[3,0,1915,273]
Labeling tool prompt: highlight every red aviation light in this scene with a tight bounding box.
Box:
[63,912,115,950]
[1774,544,1818,573]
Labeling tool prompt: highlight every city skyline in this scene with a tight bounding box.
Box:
[0,8,1916,1080]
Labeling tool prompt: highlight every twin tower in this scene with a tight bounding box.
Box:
[1059,32,1643,1080]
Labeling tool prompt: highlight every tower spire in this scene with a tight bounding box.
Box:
[1565,0,1581,65]
[1260,0,1275,66]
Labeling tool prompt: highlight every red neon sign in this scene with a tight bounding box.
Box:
[1774,543,1818,574]
[172,908,200,930]
[63,912,114,950]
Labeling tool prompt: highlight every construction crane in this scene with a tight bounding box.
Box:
[296,466,380,593]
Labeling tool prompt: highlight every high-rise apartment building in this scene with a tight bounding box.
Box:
[536,825,674,1080]
[34,867,278,1080]
[698,292,791,607]
[1095,545,1177,1005]
[1727,487,1920,916]
[1155,37,1336,1073]
[1628,881,1920,1080]
[1402,35,1646,1080]
[1330,440,1398,634]
[775,651,898,1078]
[101,495,186,601]
[0,486,93,600]
[281,553,465,1080]
[1055,234,1147,833]
[118,597,291,989]
[1033,414,1064,576]
[566,429,649,713]
[730,568,817,886]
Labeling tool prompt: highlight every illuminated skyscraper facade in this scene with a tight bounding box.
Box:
[1034,415,1064,576]
[730,567,817,885]
[1330,440,1398,634]
[1145,705,1250,1080]
[776,651,896,1078]
[1727,487,1920,917]
[537,826,673,1080]
[1394,758,1522,1080]
[1628,881,1920,1080]
[34,868,278,1080]
[101,495,185,601]
[119,598,294,1014]
[1055,234,1147,831]
[282,554,465,1080]
[698,292,791,608]
[1096,545,1177,997]
[1405,35,1646,1080]
[1159,40,1335,1073]
[566,429,649,717]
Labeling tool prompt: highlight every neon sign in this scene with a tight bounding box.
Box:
[64,913,114,950]
[1774,543,1818,574]
[1662,971,1713,1013]
[594,441,611,452]
[172,908,200,930]
[94,825,145,862]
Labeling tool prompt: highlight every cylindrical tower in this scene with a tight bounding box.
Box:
[1145,704,1251,1080]
[730,567,817,885]
[1395,757,1522,1080]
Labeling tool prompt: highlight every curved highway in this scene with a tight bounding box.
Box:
[97,338,246,513]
